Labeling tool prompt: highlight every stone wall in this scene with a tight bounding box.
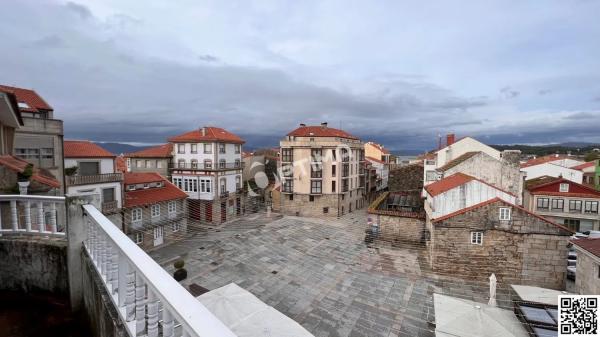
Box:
[376,214,425,243]
[430,200,570,289]
[81,248,128,337]
[388,163,423,192]
[0,236,68,295]
[575,251,600,295]
[280,191,366,217]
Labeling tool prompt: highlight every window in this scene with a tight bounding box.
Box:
[191,159,198,169]
[470,232,483,245]
[204,159,212,169]
[425,170,437,182]
[323,207,329,214]
[341,148,349,162]
[342,163,349,177]
[178,144,185,154]
[219,143,226,154]
[559,183,569,192]
[235,159,241,168]
[220,178,227,194]
[102,188,115,202]
[191,144,197,153]
[134,232,143,244]
[584,201,599,214]
[178,159,185,168]
[136,160,143,168]
[311,180,322,194]
[551,199,564,210]
[564,219,580,232]
[283,179,293,193]
[536,198,549,210]
[204,143,212,154]
[425,160,436,166]
[282,164,293,177]
[309,195,314,202]
[311,163,322,178]
[151,204,160,217]
[200,179,212,193]
[219,159,226,169]
[236,176,241,189]
[41,148,54,159]
[132,208,142,222]
[332,181,336,193]
[311,149,322,162]
[145,160,152,168]
[172,223,181,232]
[157,161,163,169]
[342,178,349,192]
[282,148,293,162]
[289,194,293,201]
[235,145,241,154]
[332,150,336,161]
[569,200,582,212]
[172,177,182,189]
[79,161,100,176]
[499,207,511,221]
[168,201,177,214]
[332,164,336,177]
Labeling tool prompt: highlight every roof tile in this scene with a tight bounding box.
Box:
[287,125,359,140]
[0,84,53,112]
[168,127,244,144]
[64,140,115,158]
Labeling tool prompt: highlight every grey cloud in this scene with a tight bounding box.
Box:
[30,35,65,49]
[198,54,219,62]
[500,86,520,99]
[64,2,92,20]
[564,112,598,120]
[538,89,552,95]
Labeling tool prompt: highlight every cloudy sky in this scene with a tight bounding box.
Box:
[2,0,600,153]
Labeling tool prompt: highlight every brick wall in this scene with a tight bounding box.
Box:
[388,163,423,192]
[430,200,570,289]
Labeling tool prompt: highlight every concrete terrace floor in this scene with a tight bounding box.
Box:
[150,211,510,337]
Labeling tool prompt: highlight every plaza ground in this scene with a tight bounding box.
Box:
[150,210,513,337]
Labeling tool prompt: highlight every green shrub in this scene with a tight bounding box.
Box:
[174,259,185,269]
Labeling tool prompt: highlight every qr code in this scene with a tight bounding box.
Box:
[559,295,599,336]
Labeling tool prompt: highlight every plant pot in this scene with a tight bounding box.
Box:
[18,181,30,195]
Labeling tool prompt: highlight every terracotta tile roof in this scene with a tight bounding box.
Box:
[528,177,600,198]
[0,155,60,188]
[433,197,574,234]
[520,154,576,168]
[286,125,359,140]
[124,180,188,208]
[124,172,165,185]
[0,84,53,112]
[168,126,244,144]
[64,140,115,158]
[572,238,600,258]
[126,143,173,158]
[366,156,385,164]
[437,152,479,171]
[366,142,390,154]
[425,173,474,196]
[115,156,127,173]
[571,161,595,170]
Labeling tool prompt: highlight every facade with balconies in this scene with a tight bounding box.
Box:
[168,126,244,224]
[64,140,123,216]
[278,122,365,217]
[525,177,600,232]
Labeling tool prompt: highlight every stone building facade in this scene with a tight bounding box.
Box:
[427,198,572,289]
[388,162,424,192]
[367,191,425,243]
[571,239,600,295]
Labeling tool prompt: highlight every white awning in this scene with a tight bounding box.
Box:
[434,293,528,337]
[197,283,314,337]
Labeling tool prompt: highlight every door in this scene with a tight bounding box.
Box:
[221,202,226,223]
[153,226,164,246]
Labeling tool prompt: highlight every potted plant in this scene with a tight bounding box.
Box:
[173,259,188,281]
[17,164,33,195]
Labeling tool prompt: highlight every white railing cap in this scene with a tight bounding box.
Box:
[0,194,65,202]
[83,205,236,337]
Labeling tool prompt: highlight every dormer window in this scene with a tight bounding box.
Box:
[559,183,569,193]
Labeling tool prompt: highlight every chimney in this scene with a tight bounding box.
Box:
[201,127,206,136]
[321,122,328,128]
[446,133,456,146]
[299,123,306,127]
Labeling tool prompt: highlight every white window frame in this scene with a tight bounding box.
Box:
[178,144,185,154]
[559,183,569,193]
[219,143,226,154]
[204,143,212,154]
[134,232,143,244]
[499,207,511,221]
[151,204,160,218]
[235,144,241,154]
[470,231,483,245]
[172,223,181,232]
[168,201,177,214]
[132,208,142,222]
[191,144,197,153]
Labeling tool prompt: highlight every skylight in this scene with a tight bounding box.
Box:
[17,102,30,108]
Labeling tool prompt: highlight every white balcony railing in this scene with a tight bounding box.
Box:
[0,195,66,236]
[82,204,235,337]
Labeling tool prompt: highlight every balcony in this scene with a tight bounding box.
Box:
[0,195,65,236]
[101,200,119,214]
[66,173,123,186]
[18,117,64,135]
[170,162,244,171]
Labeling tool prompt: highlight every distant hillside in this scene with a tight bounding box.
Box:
[94,142,149,155]
[492,143,600,156]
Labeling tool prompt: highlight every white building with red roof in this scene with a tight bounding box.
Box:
[123,172,187,249]
[126,143,173,177]
[278,122,366,217]
[365,156,389,191]
[520,154,584,183]
[168,126,244,224]
[64,140,123,215]
[524,177,600,232]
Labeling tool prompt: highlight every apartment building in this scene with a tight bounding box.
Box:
[0,85,64,192]
[279,122,365,217]
[364,142,391,163]
[168,126,244,224]
[366,156,389,191]
[122,172,187,250]
[64,140,123,215]
[524,177,600,232]
[126,143,173,177]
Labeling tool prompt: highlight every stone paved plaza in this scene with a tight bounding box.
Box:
[151,211,510,337]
